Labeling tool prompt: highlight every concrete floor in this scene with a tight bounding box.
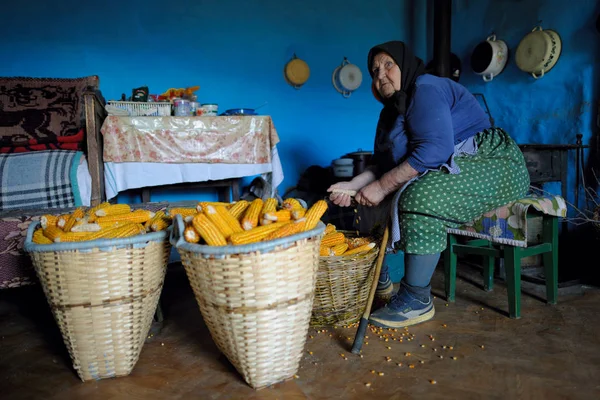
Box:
[1,264,599,400]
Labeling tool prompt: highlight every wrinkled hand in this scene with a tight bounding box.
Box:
[327,181,362,207]
[355,180,387,207]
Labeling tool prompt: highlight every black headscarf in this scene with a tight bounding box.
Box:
[367,41,425,116]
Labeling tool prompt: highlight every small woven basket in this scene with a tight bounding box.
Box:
[171,215,325,389]
[310,231,380,327]
[23,222,172,382]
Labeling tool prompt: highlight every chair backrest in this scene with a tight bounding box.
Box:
[0,76,99,148]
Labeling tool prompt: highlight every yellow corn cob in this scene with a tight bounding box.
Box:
[184,226,201,243]
[40,215,58,229]
[96,220,134,231]
[196,201,233,213]
[168,207,197,218]
[261,198,278,216]
[214,205,243,234]
[85,201,110,222]
[346,237,371,250]
[228,200,250,220]
[151,215,172,232]
[43,226,64,242]
[260,218,274,226]
[33,229,53,244]
[321,231,346,247]
[203,205,234,238]
[291,208,306,220]
[264,210,291,223]
[96,209,155,225]
[282,198,303,210]
[63,208,85,232]
[144,210,166,230]
[95,204,131,217]
[266,219,307,240]
[324,223,337,235]
[56,214,70,229]
[319,246,332,256]
[192,213,227,246]
[241,199,263,231]
[54,231,97,243]
[330,243,349,256]
[343,242,376,256]
[229,222,287,245]
[303,200,328,231]
[71,223,102,232]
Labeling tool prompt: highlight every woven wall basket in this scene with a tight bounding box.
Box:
[171,215,325,389]
[24,222,171,381]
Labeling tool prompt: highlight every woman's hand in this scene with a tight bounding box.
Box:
[327,181,363,207]
[356,180,387,207]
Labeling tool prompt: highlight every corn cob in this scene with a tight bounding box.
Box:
[96,209,155,225]
[86,201,110,222]
[291,208,306,220]
[261,198,278,216]
[303,200,328,231]
[56,214,70,229]
[54,231,97,243]
[184,226,201,243]
[192,213,227,246]
[343,242,376,256]
[214,205,243,234]
[321,232,346,247]
[40,215,58,229]
[168,207,197,219]
[151,215,172,232]
[63,208,85,232]
[144,210,166,230]
[319,246,332,256]
[71,223,102,232]
[266,219,307,240]
[324,223,337,235]
[264,210,291,223]
[283,198,303,210]
[241,199,263,231]
[228,200,250,220]
[346,237,371,250]
[202,205,235,238]
[33,229,53,244]
[260,218,274,226]
[196,201,232,213]
[43,226,64,242]
[95,204,131,217]
[96,220,134,230]
[229,222,286,245]
[330,243,349,256]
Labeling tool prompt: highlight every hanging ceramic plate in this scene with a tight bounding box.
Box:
[284,55,310,88]
[515,25,562,79]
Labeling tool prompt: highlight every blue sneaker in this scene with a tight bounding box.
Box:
[375,264,394,298]
[369,282,435,328]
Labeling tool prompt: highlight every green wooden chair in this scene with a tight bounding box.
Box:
[443,195,565,319]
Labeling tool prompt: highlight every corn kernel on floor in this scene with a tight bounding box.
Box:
[1,264,599,400]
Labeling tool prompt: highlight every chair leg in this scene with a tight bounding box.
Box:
[542,215,559,304]
[445,234,457,302]
[483,242,495,292]
[504,246,522,319]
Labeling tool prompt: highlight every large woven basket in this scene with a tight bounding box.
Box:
[23,222,171,382]
[311,231,380,327]
[171,215,325,389]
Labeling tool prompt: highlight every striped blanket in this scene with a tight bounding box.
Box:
[0,150,83,211]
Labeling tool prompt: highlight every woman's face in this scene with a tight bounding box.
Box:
[372,52,401,98]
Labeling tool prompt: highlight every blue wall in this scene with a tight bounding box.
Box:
[0,0,412,201]
[450,0,600,214]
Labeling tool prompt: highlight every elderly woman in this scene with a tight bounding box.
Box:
[328,41,529,328]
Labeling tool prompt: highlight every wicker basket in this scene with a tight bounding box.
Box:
[170,215,325,389]
[107,100,172,117]
[310,232,380,327]
[23,222,172,382]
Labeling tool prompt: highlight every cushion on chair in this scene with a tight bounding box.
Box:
[447,195,566,247]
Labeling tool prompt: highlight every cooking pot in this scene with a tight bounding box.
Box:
[515,25,562,79]
[332,58,363,98]
[470,34,508,82]
[343,149,373,176]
